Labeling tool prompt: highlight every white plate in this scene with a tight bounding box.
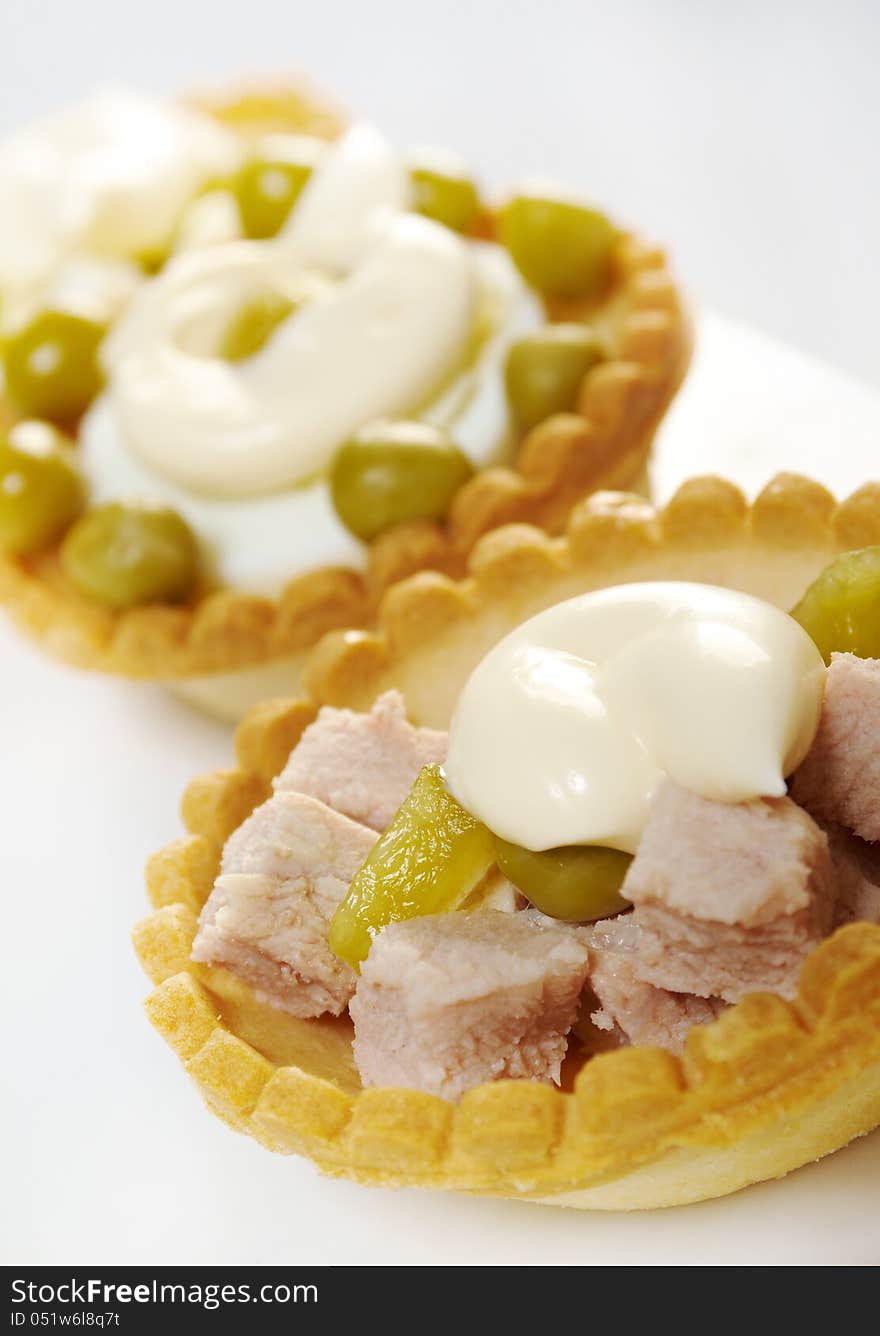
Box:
[652,310,880,502]
[3,313,880,1266]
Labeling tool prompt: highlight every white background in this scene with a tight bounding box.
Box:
[2,0,880,1267]
[2,0,880,388]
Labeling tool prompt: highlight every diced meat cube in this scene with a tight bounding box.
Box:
[585,935,726,1055]
[624,782,831,927]
[275,690,447,832]
[218,788,377,882]
[526,909,724,1052]
[192,792,376,1017]
[620,782,834,1001]
[350,909,590,1102]
[826,823,880,927]
[790,653,880,842]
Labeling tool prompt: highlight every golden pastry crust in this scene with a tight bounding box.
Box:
[133,474,880,1206]
[135,904,880,1203]
[0,85,690,681]
[187,78,347,139]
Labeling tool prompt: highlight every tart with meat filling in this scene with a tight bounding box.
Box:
[133,473,880,1207]
[0,83,688,721]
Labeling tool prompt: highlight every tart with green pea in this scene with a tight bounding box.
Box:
[134,472,880,1208]
[0,83,689,720]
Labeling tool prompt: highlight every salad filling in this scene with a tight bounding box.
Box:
[191,567,880,1102]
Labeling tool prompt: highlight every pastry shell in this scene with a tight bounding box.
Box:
[134,472,880,1207]
[0,85,690,701]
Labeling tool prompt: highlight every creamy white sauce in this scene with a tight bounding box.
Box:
[445,584,826,854]
[79,396,364,591]
[20,255,142,330]
[99,125,487,497]
[105,213,479,497]
[173,189,243,253]
[79,241,538,593]
[420,243,539,460]
[77,121,542,592]
[278,123,407,269]
[0,88,241,316]
[160,132,330,256]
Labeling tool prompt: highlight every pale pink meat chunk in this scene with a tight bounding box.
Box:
[826,823,880,926]
[274,690,447,831]
[790,653,880,842]
[620,782,834,1001]
[192,791,376,1017]
[585,929,726,1055]
[350,910,590,1102]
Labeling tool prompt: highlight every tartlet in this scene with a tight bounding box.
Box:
[0,83,690,721]
[134,472,880,1208]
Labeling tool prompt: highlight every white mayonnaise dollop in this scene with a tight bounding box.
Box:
[98,124,487,497]
[78,239,537,593]
[445,583,826,854]
[104,217,477,496]
[0,88,241,310]
[78,122,542,590]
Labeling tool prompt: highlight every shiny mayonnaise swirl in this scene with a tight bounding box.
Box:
[99,124,482,497]
[80,239,535,593]
[79,121,540,592]
[0,88,240,313]
[445,583,826,855]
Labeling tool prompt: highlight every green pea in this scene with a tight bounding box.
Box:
[499,193,616,299]
[231,159,312,239]
[505,324,605,430]
[219,293,296,361]
[4,310,106,425]
[0,421,85,555]
[330,422,474,542]
[410,164,480,234]
[494,837,632,922]
[61,502,199,609]
[790,547,880,663]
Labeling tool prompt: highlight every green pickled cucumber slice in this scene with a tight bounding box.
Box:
[790,546,880,662]
[328,764,496,968]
